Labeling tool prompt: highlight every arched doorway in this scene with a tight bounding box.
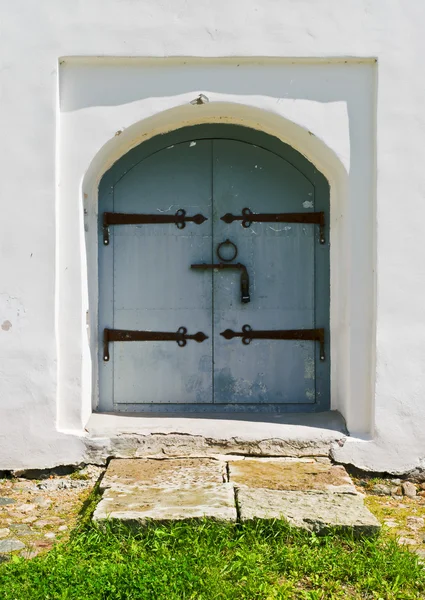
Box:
[98,124,330,413]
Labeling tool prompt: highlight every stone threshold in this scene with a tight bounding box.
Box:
[84,411,347,464]
[93,457,380,533]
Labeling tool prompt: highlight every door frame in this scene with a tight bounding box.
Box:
[98,124,330,413]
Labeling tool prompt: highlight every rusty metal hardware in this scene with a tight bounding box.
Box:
[221,207,325,244]
[220,325,325,360]
[103,209,208,245]
[216,239,238,262]
[191,262,250,303]
[103,327,208,361]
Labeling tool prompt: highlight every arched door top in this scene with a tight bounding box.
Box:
[101,124,329,193]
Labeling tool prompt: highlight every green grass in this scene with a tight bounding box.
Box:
[0,520,424,600]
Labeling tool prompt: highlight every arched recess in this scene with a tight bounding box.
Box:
[58,102,372,436]
[97,124,330,413]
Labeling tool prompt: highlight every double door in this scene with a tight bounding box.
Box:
[98,127,329,412]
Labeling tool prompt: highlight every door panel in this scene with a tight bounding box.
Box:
[212,140,317,404]
[98,125,330,412]
[99,141,213,409]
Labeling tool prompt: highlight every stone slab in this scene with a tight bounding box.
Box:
[237,488,380,533]
[94,458,236,522]
[0,498,16,506]
[229,458,356,493]
[100,458,226,490]
[94,484,236,522]
[85,411,347,463]
[0,539,25,553]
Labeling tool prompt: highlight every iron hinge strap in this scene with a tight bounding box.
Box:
[221,207,326,244]
[220,325,326,361]
[102,209,208,245]
[103,327,208,361]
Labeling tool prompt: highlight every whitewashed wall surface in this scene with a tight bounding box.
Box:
[0,0,424,474]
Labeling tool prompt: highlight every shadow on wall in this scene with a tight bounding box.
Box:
[61,58,375,169]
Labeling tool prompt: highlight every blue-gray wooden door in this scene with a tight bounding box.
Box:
[98,125,330,413]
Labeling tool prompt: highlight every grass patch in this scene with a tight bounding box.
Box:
[0,521,424,599]
[69,472,90,481]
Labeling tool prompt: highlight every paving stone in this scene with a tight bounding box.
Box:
[228,458,356,493]
[33,519,57,529]
[0,498,16,506]
[16,503,36,513]
[402,482,417,498]
[0,539,25,553]
[32,539,54,549]
[398,537,417,546]
[0,528,10,538]
[101,458,227,491]
[9,524,33,536]
[370,484,392,496]
[94,458,234,522]
[20,549,40,560]
[94,484,236,522]
[37,479,89,491]
[79,465,103,480]
[22,516,37,524]
[33,496,52,509]
[236,489,380,533]
[384,520,399,528]
[314,457,331,465]
[407,516,425,531]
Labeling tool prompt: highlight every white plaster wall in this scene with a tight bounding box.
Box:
[0,0,424,472]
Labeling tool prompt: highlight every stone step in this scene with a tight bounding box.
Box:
[85,411,347,463]
[93,457,380,533]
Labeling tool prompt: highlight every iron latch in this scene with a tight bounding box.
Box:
[221,325,325,360]
[190,262,250,303]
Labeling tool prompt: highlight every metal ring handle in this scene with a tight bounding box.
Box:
[216,239,238,262]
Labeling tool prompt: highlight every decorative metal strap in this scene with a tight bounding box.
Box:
[221,207,325,244]
[103,209,207,245]
[220,325,325,360]
[103,327,208,361]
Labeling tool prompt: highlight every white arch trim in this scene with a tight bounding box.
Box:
[56,96,374,440]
